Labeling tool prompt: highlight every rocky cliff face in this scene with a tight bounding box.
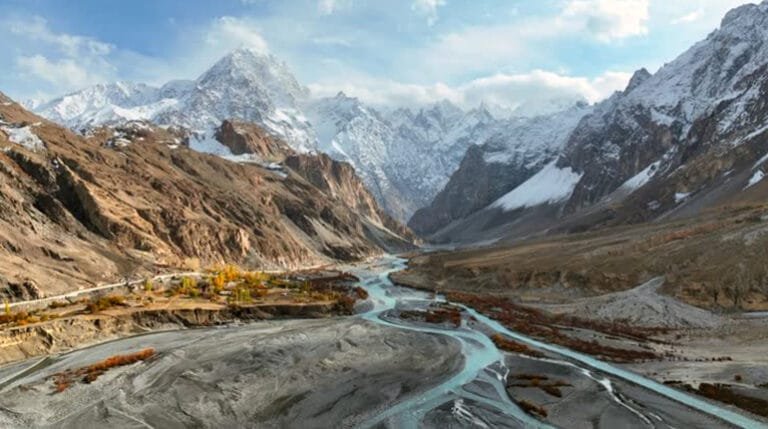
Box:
[410,104,591,236]
[0,93,412,298]
[558,1,768,216]
[215,120,292,160]
[216,120,416,244]
[283,153,416,246]
[305,93,505,222]
[420,1,768,243]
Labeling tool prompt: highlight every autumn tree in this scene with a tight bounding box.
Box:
[212,273,226,291]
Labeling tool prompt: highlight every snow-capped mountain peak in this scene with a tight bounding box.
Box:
[36,81,162,128]
[34,47,596,223]
[35,48,317,153]
[159,80,195,99]
[625,68,651,94]
[197,48,309,107]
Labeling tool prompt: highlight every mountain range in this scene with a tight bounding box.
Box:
[33,48,584,223]
[418,1,768,243]
[0,94,413,298]
[28,1,768,248]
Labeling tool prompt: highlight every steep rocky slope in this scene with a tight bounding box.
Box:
[409,103,591,235]
[35,51,583,223]
[394,202,768,312]
[422,1,768,243]
[0,93,412,299]
[213,120,416,248]
[305,94,504,221]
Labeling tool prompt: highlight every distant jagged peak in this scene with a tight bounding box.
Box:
[324,91,367,111]
[333,90,353,100]
[507,94,590,119]
[720,1,768,30]
[309,91,370,118]
[425,99,464,118]
[465,102,496,122]
[38,81,159,108]
[67,81,158,100]
[625,68,652,94]
[159,79,195,98]
[211,47,294,79]
[198,47,309,103]
[220,46,276,68]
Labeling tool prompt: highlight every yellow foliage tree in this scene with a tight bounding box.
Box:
[212,273,226,292]
[179,277,198,296]
[222,264,240,282]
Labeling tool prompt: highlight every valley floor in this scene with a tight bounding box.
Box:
[392,242,768,423]
[0,318,462,428]
[1,256,766,427]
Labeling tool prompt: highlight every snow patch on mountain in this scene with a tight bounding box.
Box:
[754,152,768,169]
[746,170,765,189]
[620,160,661,192]
[189,132,233,157]
[492,161,583,211]
[0,125,45,151]
[675,192,691,203]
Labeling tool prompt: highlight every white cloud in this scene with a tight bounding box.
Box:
[318,0,336,15]
[671,9,703,24]
[16,55,99,89]
[318,0,355,15]
[311,36,352,47]
[409,0,649,78]
[409,24,527,77]
[411,0,447,26]
[205,16,269,53]
[8,16,113,57]
[460,69,631,106]
[3,16,117,95]
[308,69,631,110]
[562,0,650,42]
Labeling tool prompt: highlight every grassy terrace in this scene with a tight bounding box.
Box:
[0,265,364,329]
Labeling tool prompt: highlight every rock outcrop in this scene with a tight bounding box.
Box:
[0,94,413,296]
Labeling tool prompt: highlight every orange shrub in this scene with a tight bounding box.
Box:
[52,348,156,393]
[85,295,126,313]
[491,334,544,358]
[518,400,547,418]
[354,287,369,300]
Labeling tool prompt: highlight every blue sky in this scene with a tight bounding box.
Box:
[0,0,753,110]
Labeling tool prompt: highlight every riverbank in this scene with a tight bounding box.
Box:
[0,267,365,365]
[0,318,463,428]
[391,255,768,423]
[0,301,343,365]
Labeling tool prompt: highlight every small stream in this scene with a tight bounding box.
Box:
[352,256,765,429]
